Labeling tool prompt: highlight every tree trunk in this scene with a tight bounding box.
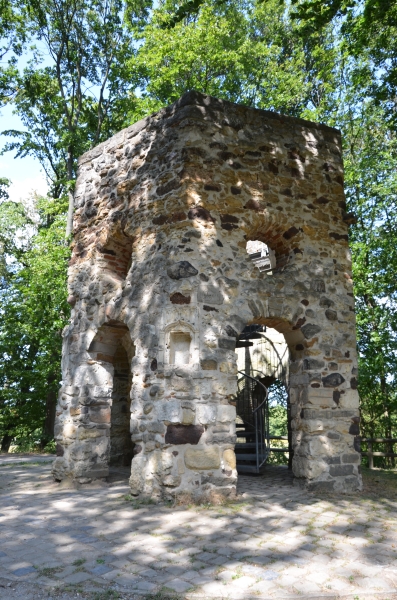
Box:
[287,391,293,471]
[381,374,395,468]
[66,147,74,237]
[1,432,13,452]
[40,374,58,450]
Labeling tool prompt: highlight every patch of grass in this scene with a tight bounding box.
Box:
[91,590,121,600]
[145,588,182,600]
[124,494,157,509]
[0,461,44,468]
[362,466,397,498]
[96,558,106,564]
[37,566,63,577]
[72,558,86,566]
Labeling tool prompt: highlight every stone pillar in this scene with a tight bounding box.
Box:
[53,91,362,495]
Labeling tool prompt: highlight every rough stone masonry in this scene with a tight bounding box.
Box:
[52,91,362,497]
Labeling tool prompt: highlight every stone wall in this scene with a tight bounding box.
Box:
[52,91,362,496]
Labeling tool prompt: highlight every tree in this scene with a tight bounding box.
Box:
[343,99,397,453]
[0,195,70,450]
[130,0,327,120]
[1,0,150,233]
[291,0,397,127]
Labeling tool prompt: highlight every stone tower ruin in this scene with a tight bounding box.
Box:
[52,91,362,497]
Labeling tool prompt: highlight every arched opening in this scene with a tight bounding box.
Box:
[234,324,291,474]
[88,321,135,479]
[246,240,276,274]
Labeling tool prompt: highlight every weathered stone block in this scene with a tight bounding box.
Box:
[341,453,360,464]
[181,408,195,424]
[200,359,217,370]
[306,388,335,408]
[303,358,325,370]
[218,338,236,350]
[156,400,181,423]
[322,373,345,387]
[184,446,220,470]
[89,407,111,423]
[329,464,354,477]
[301,324,322,339]
[197,404,217,425]
[223,449,236,469]
[217,405,236,423]
[167,261,198,280]
[197,284,224,305]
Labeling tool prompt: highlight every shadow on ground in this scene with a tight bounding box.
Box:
[0,457,396,600]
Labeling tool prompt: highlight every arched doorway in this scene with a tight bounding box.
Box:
[234,322,292,473]
[87,320,135,479]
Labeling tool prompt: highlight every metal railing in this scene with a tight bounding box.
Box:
[236,371,270,471]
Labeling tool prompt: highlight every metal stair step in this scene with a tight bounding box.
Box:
[236,464,261,474]
[235,442,256,450]
[235,453,259,462]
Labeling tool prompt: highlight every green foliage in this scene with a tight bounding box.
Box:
[344,98,397,446]
[130,0,317,119]
[1,0,149,204]
[0,177,10,200]
[0,195,70,449]
[267,380,288,465]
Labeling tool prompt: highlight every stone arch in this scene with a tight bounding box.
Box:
[95,225,133,282]
[242,211,305,272]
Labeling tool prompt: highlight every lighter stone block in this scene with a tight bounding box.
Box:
[196,404,217,425]
[184,446,220,470]
[217,405,236,423]
[156,401,181,423]
[223,449,237,469]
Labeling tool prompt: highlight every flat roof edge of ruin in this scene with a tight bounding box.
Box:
[78,90,342,166]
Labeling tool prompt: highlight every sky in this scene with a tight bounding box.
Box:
[0,103,48,204]
[0,41,50,205]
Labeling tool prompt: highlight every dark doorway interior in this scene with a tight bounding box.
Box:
[110,343,134,467]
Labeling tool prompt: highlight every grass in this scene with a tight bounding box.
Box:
[0,461,48,468]
[73,558,86,566]
[124,494,157,509]
[37,565,63,577]
[91,591,121,600]
[361,466,397,498]
[145,588,184,599]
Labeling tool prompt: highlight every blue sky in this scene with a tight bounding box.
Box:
[0,103,48,204]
